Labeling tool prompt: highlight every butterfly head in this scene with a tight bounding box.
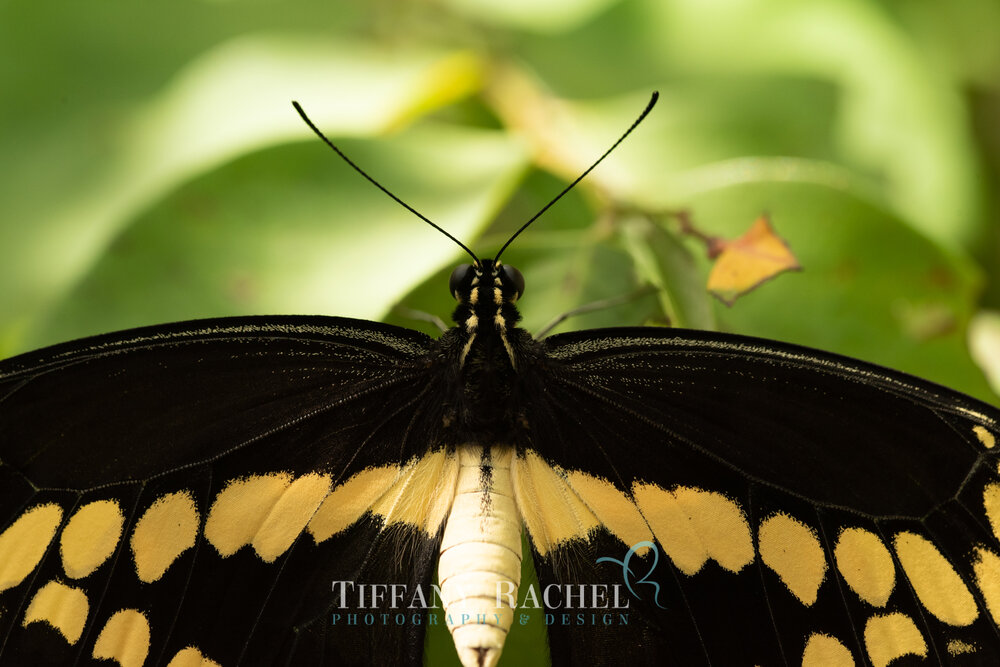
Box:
[448,259,524,332]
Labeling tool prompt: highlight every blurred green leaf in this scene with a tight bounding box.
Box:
[518,0,985,242]
[619,215,715,329]
[0,37,487,354]
[971,309,1000,397]
[27,121,527,351]
[440,0,624,31]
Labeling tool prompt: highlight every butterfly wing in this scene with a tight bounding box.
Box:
[0,316,455,667]
[515,327,1000,666]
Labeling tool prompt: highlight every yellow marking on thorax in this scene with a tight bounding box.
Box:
[801,633,854,667]
[757,513,827,606]
[92,609,151,667]
[465,313,478,333]
[893,531,977,626]
[974,425,995,449]
[0,503,62,593]
[498,328,517,370]
[984,483,1000,542]
[439,445,521,667]
[60,499,124,579]
[863,612,926,667]
[166,646,222,667]
[488,285,518,368]
[972,547,1000,627]
[834,527,895,607]
[632,484,753,576]
[131,491,198,583]
[22,580,89,644]
[459,333,476,366]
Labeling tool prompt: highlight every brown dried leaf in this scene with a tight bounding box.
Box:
[707,215,800,306]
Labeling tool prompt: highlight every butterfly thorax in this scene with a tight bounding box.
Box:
[435,259,537,443]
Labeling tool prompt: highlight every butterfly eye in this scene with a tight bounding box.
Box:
[501,264,525,299]
[449,264,475,299]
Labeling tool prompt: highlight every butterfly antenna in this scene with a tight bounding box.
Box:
[293,101,479,263]
[494,91,659,262]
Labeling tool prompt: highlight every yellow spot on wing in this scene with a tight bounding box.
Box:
[131,491,198,583]
[371,450,459,534]
[801,633,854,667]
[972,547,1000,627]
[834,527,895,607]
[893,531,977,626]
[863,612,926,667]
[974,425,995,449]
[206,473,293,556]
[92,609,150,667]
[252,473,331,562]
[419,452,462,533]
[60,499,124,579]
[22,580,89,644]
[947,639,977,656]
[166,646,222,667]
[0,503,62,593]
[985,483,1000,543]
[308,466,399,543]
[207,472,331,562]
[565,470,653,551]
[511,450,600,556]
[632,484,753,576]
[757,513,826,606]
[310,451,460,544]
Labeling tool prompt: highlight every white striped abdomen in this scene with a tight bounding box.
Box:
[438,445,521,667]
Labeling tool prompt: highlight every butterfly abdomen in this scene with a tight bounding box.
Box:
[438,445,521,667]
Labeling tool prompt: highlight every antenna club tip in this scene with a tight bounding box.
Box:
[643,91,659,115]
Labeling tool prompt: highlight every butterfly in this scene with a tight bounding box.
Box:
[1,91,999,667]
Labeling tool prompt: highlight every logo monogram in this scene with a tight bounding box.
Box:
[596,541,667,609]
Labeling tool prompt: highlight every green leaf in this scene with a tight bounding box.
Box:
[971,309,1000,397]
[24,121,527,352]
[619,214,715,330]
[0,37,488,355]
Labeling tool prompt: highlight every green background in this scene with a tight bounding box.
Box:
[2,0,999,665]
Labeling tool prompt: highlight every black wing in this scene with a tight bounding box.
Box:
[0,316,452,667]
[517,327,1000,666]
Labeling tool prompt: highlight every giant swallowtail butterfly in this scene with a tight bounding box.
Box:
[1,93,999,667]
